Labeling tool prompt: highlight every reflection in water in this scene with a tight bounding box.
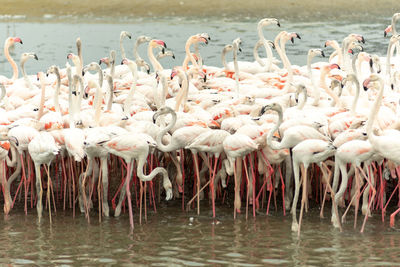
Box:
[0,204,398,265]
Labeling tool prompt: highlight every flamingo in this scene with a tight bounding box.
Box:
[104,132,173,229]
[291,139,337,236]
[223,133,258,218]
[0,37,23,83]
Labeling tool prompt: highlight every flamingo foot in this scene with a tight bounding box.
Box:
[102,202,110,217]
[4,204,10,215]
[390,215,395,227]
[177,184,183,193]
[332,213,340,228]
[236,208,241,214]
[361,205,371,217]
[291,221,299,232]
[114,204,122,217]
[165,188,173,201]
[285,196,292,211]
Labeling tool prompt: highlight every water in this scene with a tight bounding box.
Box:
[1,202,400,266]
[0,14,395,77]
[1,2,400,265]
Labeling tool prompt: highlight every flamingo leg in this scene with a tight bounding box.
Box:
[34,163,43,222]
[44,165,52,224]
[320,163,342,232]
[320,164,332,218]
[298,164,307,237]
[243,157,250,220]
[125,161,134,229]
[100,157,110,217]
[211,155,219,218]
[192,152,201,215]
[359,166,376,232]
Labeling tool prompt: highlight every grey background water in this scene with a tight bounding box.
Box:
[1,3,400,265]
[0,18,394,77]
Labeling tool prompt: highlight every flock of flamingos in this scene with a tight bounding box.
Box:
[0,14,400,236]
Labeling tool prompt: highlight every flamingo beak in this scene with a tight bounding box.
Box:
[362,78,370,91]
[369,58,373,68]
[321,51,325,57]
[277,21,281,27]
[13,37,23,44]
[152,113,158,124]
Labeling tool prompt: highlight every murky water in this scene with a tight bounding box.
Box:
[1,2,400,266]
[1,202,400,266]
[0,17,395,77]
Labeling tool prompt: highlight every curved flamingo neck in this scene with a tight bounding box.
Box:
[174,70,189,112]
[307,53,319,106]
[120,34,127,59]
[106,75,113,111]
[274,32,292,94]
[366,77,385,136]
[52,67,61,114]
[221,47,232,70]
[266,106,283,150]
[148,44,163,72]
[37,73,46,120]
[4,38,18,81]
[124,60,138,114]
[280,35,293,83]
[20,57,35,90]
[320,66,341,107]
[386,37,398,78]
[257,24,273,70]
[155,109,177,152]
[92,82,103,127]
[232,42,240,99]
[253,40,264,66]
[183,37,199,70]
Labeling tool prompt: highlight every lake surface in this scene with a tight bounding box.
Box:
[1,201,400,266]
[1,2,400,266]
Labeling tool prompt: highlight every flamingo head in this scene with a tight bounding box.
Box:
[309,48,325,58]
[170,68,178,79]
[200,33,211,43]
[121,58,129,65]
[152,39,167,48]
[258,18,280,28]
[120,31,132,39]
[67,53,76,60]
[12,37,23,44]
[348,33,365,44]
[384,25,392,37]
[99,57,110,66]
[289,32,301,44]
[260,102,282,115]
[362,78,371,91]
[153,106,174,123]
[329,63,340,70]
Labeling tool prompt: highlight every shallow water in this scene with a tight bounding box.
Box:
[1,2,400,266]
[1,201,400,266]
[0,17,395,77]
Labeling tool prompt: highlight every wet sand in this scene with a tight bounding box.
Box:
[2,0,399,22]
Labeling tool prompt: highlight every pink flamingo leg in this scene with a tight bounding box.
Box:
[126,161,134,229]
